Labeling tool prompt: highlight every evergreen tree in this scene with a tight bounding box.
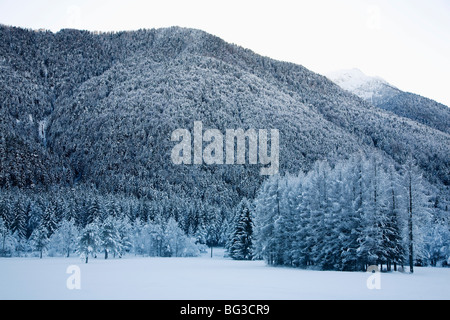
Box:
[78,222,101,263]
[0,217,13,256]
[87,197,103,225]
[273,176,298,266]
[41,202,58,237]
[29,223,49,258]
[403,158,432,273]
[142,222,164,257]
[335,157,361,270]
[131,219,145,256]
[229,198,253,260]
[205,208,222,258]
[49,219,78,257]
[0,193,11,230]
[100,216,120,259]
[253,176,280,265]
[383,165,405,271]
[11,198,27,240]
[0,134,6,188]
[116,217,133,257]
[307,161,331,268]
[322,163,346,270]
[164,218,186,257]
[292,175,311,268]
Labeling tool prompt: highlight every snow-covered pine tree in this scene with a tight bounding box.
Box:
[292,173,312,268]
[321,162,346,271]
[0,134,6,188]
[356,156,384,270]
[40,202,58,237]
[372,158,396,271]
[103,195,119,220]
[383,164,405,271]
[253,176,280,265]
[164,217,186,257]
[273,175,298,266]
[307,161,331,268]
[29,223,49,258]
[335,157,361,271]
[228,198,253,260]
[195,224,207,247]
[63,196,78,224]
[424,192,450,266]
[342,155,365,271]
[11,197,27,240]
[86,196,103,225]
[100,216,121,259]
[142,221,164,257]
[78,221,101,263]
[403,158,432,273]
[0,193,11,231]
[205,208,222,258]
[49,218,78,257]
[0,217,13,256]
[116,217,133,257]
[131,219,145,256]
[285,174,304,267]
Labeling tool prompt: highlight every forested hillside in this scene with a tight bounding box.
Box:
[0,26,448,264]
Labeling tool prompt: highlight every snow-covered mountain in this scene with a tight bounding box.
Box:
[327,68,400,104]
[0,26,448,266]
[327,68,450,133]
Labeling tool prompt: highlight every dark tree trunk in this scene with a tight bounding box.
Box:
[105,248,108,260]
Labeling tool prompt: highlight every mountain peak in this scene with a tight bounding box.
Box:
[327,68,390,92]
[326,68,449,133]
[326,68,399,104]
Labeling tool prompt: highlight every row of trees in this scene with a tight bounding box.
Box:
[0,215,205,262]
[0,185,227,260]
[227,154,449,272]
[1,151,448,270]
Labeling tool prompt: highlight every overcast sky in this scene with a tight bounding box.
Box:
[1,0,449,106]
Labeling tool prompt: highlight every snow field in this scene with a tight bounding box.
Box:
[1,249,449,300]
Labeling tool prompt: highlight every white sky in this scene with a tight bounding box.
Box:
[1,0,449,106]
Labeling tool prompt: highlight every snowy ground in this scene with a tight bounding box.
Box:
[1,248,449,300]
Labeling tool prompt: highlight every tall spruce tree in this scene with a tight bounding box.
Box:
[403,158,432,273]
[229,198,253,260]
[253,176,280,265]
[100,216,120,259]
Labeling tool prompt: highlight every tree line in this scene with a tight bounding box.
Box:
[0,186,226,261]
[227,154,449,272]
[1,153,448,270]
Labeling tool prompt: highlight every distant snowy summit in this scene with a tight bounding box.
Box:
[326,68,400,105]
[327,68,450,134]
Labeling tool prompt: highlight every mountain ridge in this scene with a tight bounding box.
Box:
[0,25,448,208]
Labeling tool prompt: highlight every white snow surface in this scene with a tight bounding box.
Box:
[1,249,449,300]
